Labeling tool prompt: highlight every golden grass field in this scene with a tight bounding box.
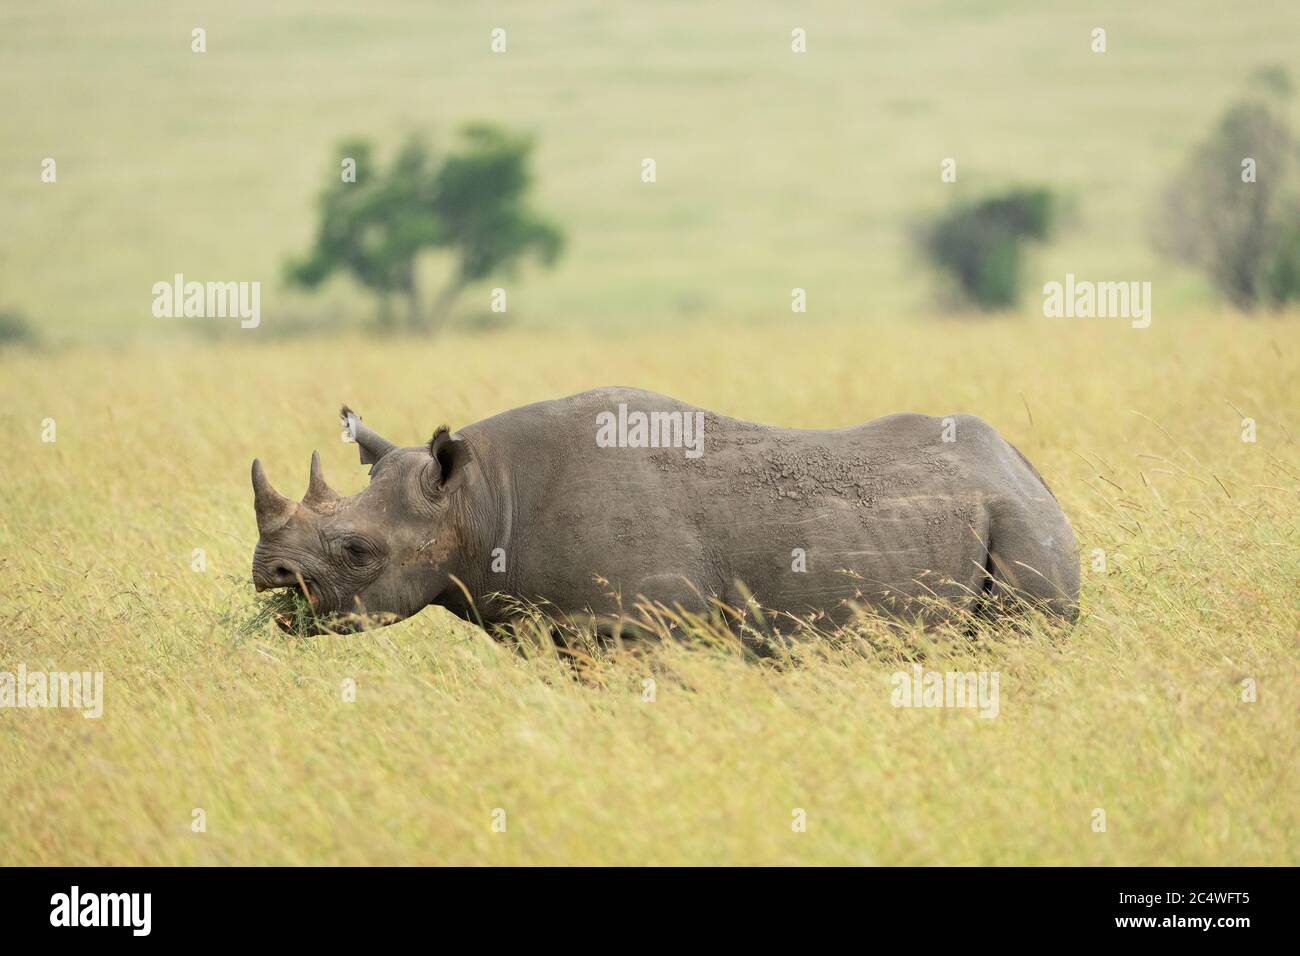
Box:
[1,0,1297,866]
[1,313,1296,865]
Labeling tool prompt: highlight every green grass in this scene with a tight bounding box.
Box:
[1,314,1296,864]
[2,0,1298,339]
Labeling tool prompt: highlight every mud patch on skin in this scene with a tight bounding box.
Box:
[739,445,889,505]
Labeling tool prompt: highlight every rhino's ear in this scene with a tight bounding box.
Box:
[426,425,470,494]
[340,405,397,468]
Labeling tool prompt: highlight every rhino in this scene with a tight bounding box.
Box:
[250,387,1079,638]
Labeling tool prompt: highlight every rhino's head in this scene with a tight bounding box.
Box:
[250,407,472,634]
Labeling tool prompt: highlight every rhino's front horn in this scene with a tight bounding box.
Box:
[303,450,341,508]
[341,405,397,467]
[252,458,296,534]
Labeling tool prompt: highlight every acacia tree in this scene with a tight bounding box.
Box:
[287,124,564,331]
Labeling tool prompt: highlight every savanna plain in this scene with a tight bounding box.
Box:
[0,0,1297,864]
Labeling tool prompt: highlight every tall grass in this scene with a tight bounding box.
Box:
[1,313,1295,864]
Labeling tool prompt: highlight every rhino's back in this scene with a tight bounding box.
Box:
[463,387,1052,622]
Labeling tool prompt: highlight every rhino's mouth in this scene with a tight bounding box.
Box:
[259,583,392,636]
[256,583,320,634]
[249,574,338,635]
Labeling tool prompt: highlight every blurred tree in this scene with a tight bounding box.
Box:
[0,308,37,349]
[1152,67,1300,309]
[286,125,564,332]
[917,188,1057,310]
[1262,222,1300,305]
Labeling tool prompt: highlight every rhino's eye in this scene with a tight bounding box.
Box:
[341,538,378,565]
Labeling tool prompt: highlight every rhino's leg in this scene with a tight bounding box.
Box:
[978,503,1080,625]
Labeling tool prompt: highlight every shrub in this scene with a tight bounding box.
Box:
[1152,68,1300,309]
[0,309,37,348]
[917,188,1057,310]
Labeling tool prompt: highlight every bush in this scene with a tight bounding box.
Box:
[1262,223,1300,305]
[917,188,1057,310]
[1152,68,1300,309]
[0,309,37,349]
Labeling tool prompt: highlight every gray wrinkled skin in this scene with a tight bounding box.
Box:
[251,388,1080,636]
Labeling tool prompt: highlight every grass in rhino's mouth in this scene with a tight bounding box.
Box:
[239,587,400,636]
[242,588,318,637]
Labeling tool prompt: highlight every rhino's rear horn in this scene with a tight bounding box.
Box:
[303,450,341,508]
[252,458,296,534]
[341,405,397,467]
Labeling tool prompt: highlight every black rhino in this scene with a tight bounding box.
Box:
[251,387,1079,636]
